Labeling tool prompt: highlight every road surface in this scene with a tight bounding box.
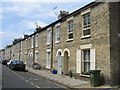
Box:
[2,64,66,89]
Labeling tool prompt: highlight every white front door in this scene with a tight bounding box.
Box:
[28,53,32,67]
[58,52,62,74]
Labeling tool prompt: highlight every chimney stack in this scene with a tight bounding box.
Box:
[58,10,69,19]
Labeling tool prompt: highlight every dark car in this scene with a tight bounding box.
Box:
[2,59,10,65]
[9,60,26,71]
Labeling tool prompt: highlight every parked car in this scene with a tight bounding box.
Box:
[7,60,13,67]
[2,59,10,65]
[9,60,26,71]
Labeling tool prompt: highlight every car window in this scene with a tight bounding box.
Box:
[15,61,24,64]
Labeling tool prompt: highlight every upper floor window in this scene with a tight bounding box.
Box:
[55,26,60,43]
[82,13,91,36]
[47,28,51,45]
[28,38,30,49]
[25,39,27,49]
[68,20,73,39]
[31,36,34,48]
[21,41,22,50]
[35,35,38,48]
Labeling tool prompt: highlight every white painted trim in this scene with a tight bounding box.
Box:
[67,16,73,21]
[76,50,82,73]
[62,48,70,56]
[80,44,92,49]
[66,39,73,42]
[55,41,60,44]
[56,49,62,56]
[81,8,90,16]
[46,49,51,52]
[118,33,120,38]
[36,33,38,36]
[55,22,60,27]
[81,35,91,39]
[35,51,38,53]
[47,27,51,31]
[90,49,96,70]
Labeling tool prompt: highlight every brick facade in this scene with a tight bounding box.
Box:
[0,2,120,86]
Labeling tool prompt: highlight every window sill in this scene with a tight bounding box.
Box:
[81,35,91,39]
[47,43,50,46]
[35,46,38,48]
[80,74,90,78]
[46,66,51,69]
[66,39,73,42]
[55,41,60,44]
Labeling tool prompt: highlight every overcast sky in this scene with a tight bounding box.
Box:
[0,0,94,49]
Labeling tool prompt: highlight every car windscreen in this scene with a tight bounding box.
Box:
[15,61,24,64]
[3,59,10,61]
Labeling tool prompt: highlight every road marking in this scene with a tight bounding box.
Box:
[35,86,40,88]
[19,76,22,78]
[26,80,29,82]
[30,82,34,85]
[22,77,25,80]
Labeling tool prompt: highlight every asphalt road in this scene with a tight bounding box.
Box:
[2,64,66,89]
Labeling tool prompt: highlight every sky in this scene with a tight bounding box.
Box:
[0,0,94,49]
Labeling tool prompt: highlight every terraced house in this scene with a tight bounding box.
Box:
[0,2,120,86]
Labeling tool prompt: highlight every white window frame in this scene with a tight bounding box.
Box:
[55,25,60,43]
[46,49,51,69]
[82,49,90,73]
[21,41,22,50]
[28,37,30,49]
[35,34,38,48]
[25,39,27,49]
[31,36,34,48]
[81,8,91,38]
[47,28,51,45]
[67,20,74,40]
[76,44,95,74]
[82,14,91,36]
[35,51,38,62]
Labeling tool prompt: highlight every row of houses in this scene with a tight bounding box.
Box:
[0,2,120,86]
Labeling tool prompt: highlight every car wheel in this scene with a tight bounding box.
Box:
[11,66,14,70]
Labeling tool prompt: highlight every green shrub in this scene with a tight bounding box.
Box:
[81,72,90,75]
[68,70,73,78]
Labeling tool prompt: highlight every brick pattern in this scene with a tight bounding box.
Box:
[0,2,120,86]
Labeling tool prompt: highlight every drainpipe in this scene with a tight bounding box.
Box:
[33,35,35,64]
[19,42,21,61]
[51,25,54,69]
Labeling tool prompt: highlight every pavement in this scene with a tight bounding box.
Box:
[0,64,2,89]
[26,66,113,89]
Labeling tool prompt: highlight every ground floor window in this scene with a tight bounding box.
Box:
[46,52,51,68]
[82,49,90,73]
[35,53,38,62]
[76,48,95,74]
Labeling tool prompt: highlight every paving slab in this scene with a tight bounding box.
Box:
[26,66,89,88]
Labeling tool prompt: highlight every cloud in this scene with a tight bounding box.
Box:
[0,32,4,34]
[2,3,41,16]
[20,20,47,30]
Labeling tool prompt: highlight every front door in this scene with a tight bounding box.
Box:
[28,53,32,67]
[58,52,62,74]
